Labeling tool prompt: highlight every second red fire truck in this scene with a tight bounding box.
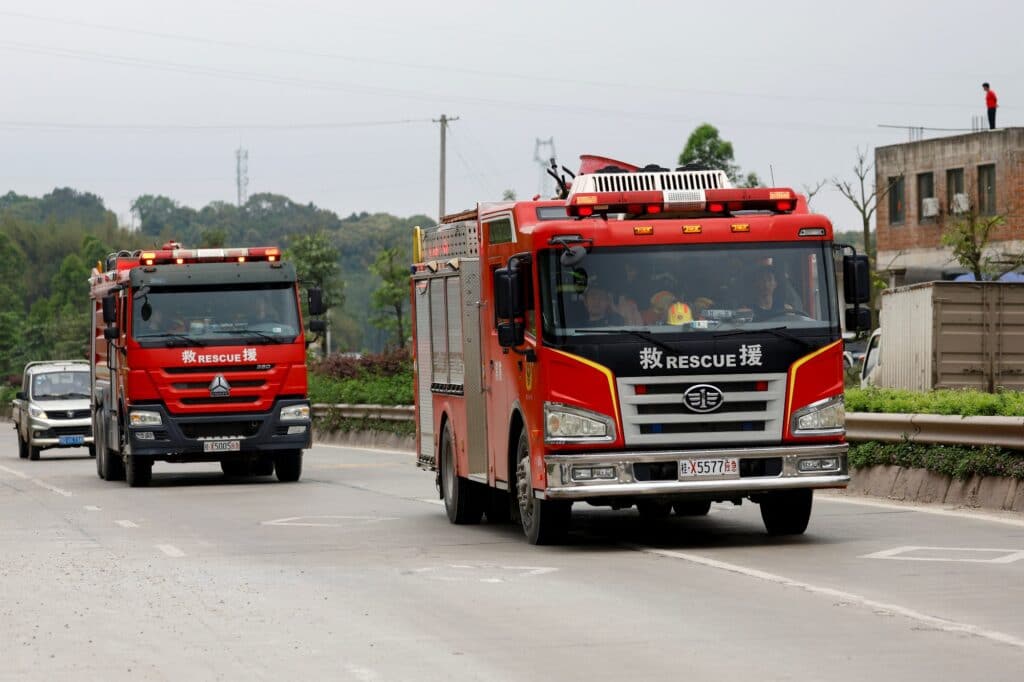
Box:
[90,243,324,487]
[411,156,870,544]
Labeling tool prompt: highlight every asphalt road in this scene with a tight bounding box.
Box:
[3,432,1024,681]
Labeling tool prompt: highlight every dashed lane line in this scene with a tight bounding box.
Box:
[156,544,185,557]
[0,463,73,497]
[84,505,101,511]
[115,520,139,528]
[636,545,1024,651]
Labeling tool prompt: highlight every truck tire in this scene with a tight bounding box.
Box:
[99,425,125,482]
[673,500,712,516]
[126,456,152,488]
[759,489,813,536]
[440,422,483,524]
[636,500,672,520]
[514,429,570,545]
[18,434,28,459]
[88,444,96,458]
[274,450,302,482]
[29,445,41,461]
[252,456,274,477]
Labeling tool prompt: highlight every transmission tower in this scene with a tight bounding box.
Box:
[235,147,249,207]
[534,137,556,198]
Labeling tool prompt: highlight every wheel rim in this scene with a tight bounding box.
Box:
[516,446,534,530]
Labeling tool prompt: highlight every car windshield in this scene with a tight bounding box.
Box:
[538,242,838,341]
[132,283,300,347]
[32,371,90,400]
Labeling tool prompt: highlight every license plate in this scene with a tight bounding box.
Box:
[203,440,241,453]
[680,458,739,478]
[59,435,85,446]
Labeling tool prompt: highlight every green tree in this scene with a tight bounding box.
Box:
[679,123,740,181]
[131,195,195,238]
[286,232,342,353]
[941,201,1022,280]
[368,248,409,349]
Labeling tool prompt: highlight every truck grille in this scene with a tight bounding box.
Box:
[180,421,262,439]
[616,373,786,447]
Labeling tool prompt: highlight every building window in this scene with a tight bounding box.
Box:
[977,164,996,216]
[916,172,935,222]
[946,168,965,214]
[887,176,905,225]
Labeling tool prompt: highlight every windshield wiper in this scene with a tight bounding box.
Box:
[138,332,206,347]
[211,328,286,344]
[577,328,680,357]
[47,392,90,400]
[713,326,813,349]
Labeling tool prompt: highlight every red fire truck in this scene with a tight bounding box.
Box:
[411,156,870,544]
[89,243,324,487]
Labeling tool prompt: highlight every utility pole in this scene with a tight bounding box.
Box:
[235,147,249,207]
[433,114,458,219]
[533,137,556,198]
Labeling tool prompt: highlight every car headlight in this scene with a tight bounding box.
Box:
[129,410,163,426]
[280,404,310,421]
[544,402,615,444]
[29,406,48,419]
[791,396,845,436]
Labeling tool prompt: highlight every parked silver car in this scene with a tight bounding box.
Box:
[11,361,94,460]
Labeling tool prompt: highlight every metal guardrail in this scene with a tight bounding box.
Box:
[845,412,1024,450]
[312,404,414,421]
[310,405,1024,450]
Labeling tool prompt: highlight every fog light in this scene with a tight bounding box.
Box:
[592,466,617,480]
[287,425,307,435]
[799,457,840,473]
[572,467,593,481]
[136,431,155,441]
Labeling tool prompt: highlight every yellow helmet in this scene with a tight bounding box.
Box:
[667,301,693,325]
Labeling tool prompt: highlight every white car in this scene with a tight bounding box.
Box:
[11,361,94,461]
[860,329,882,388]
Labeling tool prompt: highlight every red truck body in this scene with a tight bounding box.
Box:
[411,158,867,543]
[89,244,314,486]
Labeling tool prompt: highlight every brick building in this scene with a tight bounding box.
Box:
[874,128,1024,285]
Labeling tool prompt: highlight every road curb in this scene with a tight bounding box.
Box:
[848,465,1024,513]
[315,429,416,452]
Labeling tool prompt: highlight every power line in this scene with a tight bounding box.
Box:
[0,119,431,132]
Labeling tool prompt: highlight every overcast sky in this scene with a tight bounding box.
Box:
[1,0,1017,233]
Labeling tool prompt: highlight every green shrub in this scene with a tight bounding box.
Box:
[308,372,413,406]
[849,440,1024,480]
[846,387,1024,417]
[314,412,415,438]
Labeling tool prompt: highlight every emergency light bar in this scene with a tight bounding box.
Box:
[138,246,280,266]
[565,168,798,217]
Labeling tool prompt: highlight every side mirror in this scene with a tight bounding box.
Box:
[843,255,871,305]
[845,307,871,333]
[104,326,120,340]
[494,268,523,320]
[308,288,324,316]
[16,391,25,400]
[497,321,525,348]
[102,295,117,324]
[308,319,326,333]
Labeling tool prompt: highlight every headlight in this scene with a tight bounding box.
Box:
[29,406,48,419]
[544,402,615,443]
[129,410,163,426]
[791,396,845,436]
[280,404,310,421]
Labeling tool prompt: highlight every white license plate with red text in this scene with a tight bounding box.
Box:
[203,440,240,453]
[679,458,739,478]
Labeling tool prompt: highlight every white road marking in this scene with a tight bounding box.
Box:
[819,494,1024,528]
[314,442,416,457]
[261,515,397,527]
[0,464,73,496]
[84,505,101,511]
[417,498,445,506]
[156,544,185,557]
[638,546,1024,650]
[343,663,379,681]
[115,520,139,528]
[410,564,559,583]
[861,546,1024,564]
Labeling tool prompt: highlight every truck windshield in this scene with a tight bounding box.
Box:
[32,372,90,400]
[132,283,300,347]
[538,242,838,340]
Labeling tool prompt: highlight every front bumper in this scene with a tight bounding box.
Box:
[543,443,848,500]
[126,399,312,460]
[29,417,93,449]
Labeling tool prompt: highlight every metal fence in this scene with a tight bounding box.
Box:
[313,405,1024,451]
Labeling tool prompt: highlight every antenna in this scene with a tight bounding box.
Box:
[235,147,249,207]
[769,164,775,186]
[533,137,556,198]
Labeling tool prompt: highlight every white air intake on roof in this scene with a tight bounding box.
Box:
[569,169,733,195]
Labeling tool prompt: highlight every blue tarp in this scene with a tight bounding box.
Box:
[953,271,1024,282]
